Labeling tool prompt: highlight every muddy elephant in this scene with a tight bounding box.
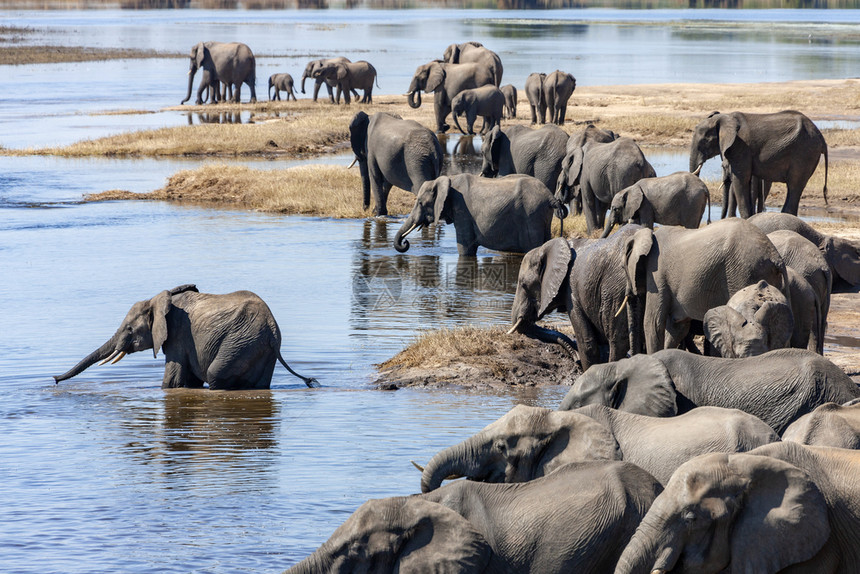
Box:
[480,124,569,192]
[181,41,257,105]
[689,110,828,217]
[524,72,547,124]
[500,83,517,118]
[442,41,503,86]
[601,172,710,238]
[267,72,296,101]
[312,60,377,104]
[406,61,495,133]
[393,174,563,256]
[616,441,860,574]
[287,461,660,574]
[349,111,443,216]
[559,348,859,434]
[542,69,576,125]
[450,85,504,135]
[299,57,358,102]
[53,285,318,390]
[782,400,860,447]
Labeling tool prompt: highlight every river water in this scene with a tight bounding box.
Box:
[1,8,859,573]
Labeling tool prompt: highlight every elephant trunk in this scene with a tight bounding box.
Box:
[359,160,371,211]
[615,500,681,574]
[407,89,421,109]
[300,71,308,94]
[521,323,578,359]
[285,544,336,574]
[181,65,196,105]
[394,213,420,253]
[452,110,465,135]
[600,213,617,238]
[421,438,489,493]
[54,336,118,383]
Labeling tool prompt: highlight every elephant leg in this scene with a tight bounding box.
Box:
[434,94,450,133]
[247,80,257,103]
[665,317,691,350]
[569,308,598,371]
[162,358,201,389]
[782,179,805,216]
[342,85,351,105]
[731,174,753,219]
[581,187,599,235]
[539,102,547,125]
[380,182,393,216]
[453,221,479,256]
[644,292,668,354]
[529,104,537,125]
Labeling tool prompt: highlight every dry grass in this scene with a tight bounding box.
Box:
[0,46,177,65]
[379,325,508,371]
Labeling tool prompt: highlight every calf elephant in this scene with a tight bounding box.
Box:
[181,41,257,105]
[543,69,576,125]
[690,110,828,217]
[559,348,860,434]
[312,60,377,104]
[480,124,570,192]
[393,174,563,256]
[500,84,517,118]
[300,57,358,102]
[53,285,318,390]
[349,111,443,216]
[268,73,296,101]
[524,72,547,124]
[616,441,860,574]
[782,401,860,448]
[442,41,503,86]
[450,85,504,135]
[406,61,495,133]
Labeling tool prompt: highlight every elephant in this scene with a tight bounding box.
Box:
[749,211,860,290]
[312,60,378,104]
[782,401,860,448]
[524,72,547,124]
[500,83,517,119]
[703,280,795,359]
[689,110,828,217]
[508,226,643,371]
[419,404,778,491]
[556,125,656,235]
[719,155,771,218]
[450,85,505,136]
[615,441,860,574]
[623,218,789,353]
[267,72,296,101]
[442,41,503,86]
[558,348,860,434]
[181,41,256,105]
[53,285,318,390]
[287,461,660,574]
[299,57,358,102]
[406,61,495,133]
[480,124,570,193]
[542,69,576,125]
[348,111,443,216]
[393,174,564,256]
[601,172,710,238]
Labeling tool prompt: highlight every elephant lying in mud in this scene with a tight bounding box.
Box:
[286,460,660,574]
[782,400,860,448]
[559,348,860,434]
[54,285,318,390]
[419,404,778,490]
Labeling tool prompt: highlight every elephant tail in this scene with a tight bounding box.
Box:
[550,194,568,223]
[278,351,320,388]
[822,144,829,206]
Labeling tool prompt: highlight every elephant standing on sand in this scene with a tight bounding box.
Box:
[524,72,547,124]
[299,57,358,102]
[442,41,503,86]
[480,124,569,193]
[268,73,296,101]
[542,70,576,125]
[181,41,256,105]
[450,85,504,135]
[689,110,828,217]
[312,60,378,104]
[53,285,318,390]
[348,111,443,216]
[405,61,495,133]
[500,84,517,118]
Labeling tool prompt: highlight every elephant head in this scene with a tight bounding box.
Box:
[348,111,371,209]
[450,92,470,134]
[480,125,503,178]
[615,450,830,574]
[312,62,344,83]
[300,59,323,94]
[181,42,212,105]
[54,284,199,383]
[419,404,620,493]
[393,176,452,253]
[405,61,445,109]
[285,497,493,574]
[558,353,678,417]
[602,184,650,238]
[826,235,860,287]
[689,111,741,175]
[555,124,619,204]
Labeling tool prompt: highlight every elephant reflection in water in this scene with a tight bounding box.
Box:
[186,111,246,125]
[438,133,483,176]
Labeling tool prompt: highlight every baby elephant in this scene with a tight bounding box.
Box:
[450,85,505,135]
[500,83,517,118]
[54,284,318,390]
[601,171,710,238]
[268,73,296,101]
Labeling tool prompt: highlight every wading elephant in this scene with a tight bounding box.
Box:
[615,441,860,574]
[601,172,710,238]
[559,348,860,434]
[524,72,546,124]
[543,70,576,125]
[442,41,503,86]
[312,60,377,104]
[268,72,296,101]
[624,218,788,353]
[181,41,256,105]
[500,84,517,118]
[419,404,778,490]
[300,57,358,102]
[53,285,318,390]
[480,124,569,192]
[450,85,504,135]
[394,174,563,256]
[406,61,495,133]
[288,461,660,574]
[749,211,860,290]
[689,110,828,217]
[349,111,444,216]
[782,401,860,448]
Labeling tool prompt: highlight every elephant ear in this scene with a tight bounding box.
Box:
[335,63,348,81]
[445,43,460,63]
[433,176,453,224]
[754,300,794,350]
[488,126,503,172]
[537,409,622,475]
[193,42,206,68]
[150,290,172,358]
[608,353,678,417]
[829,236,860,286]
[704,305,747,358]
[624,227,654,296]
[622,185,645,222]
[718,113,741,158]
[348,111,370,160]
[425,63,446,93]
[568,147,585,187]
[727,452,831,574]
[538,238,573,318]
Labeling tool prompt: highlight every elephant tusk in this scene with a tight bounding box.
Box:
[614,294,629,318]
[507,318,523,335]
[692,164,703,177]
[411,460,425,472]
[110,351,127,365]
[347,157,358,169]
[401,224,418,238]
[651,570,667,574]
[99,350,120,366]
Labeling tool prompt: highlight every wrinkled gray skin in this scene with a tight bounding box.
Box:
[782,400,860,448]
[542,69,576,125]
[299,57,358,102]
[500,83,517,119]
[420,404,778,491]
[557,125,656,234]
[624,219,789,353]
[450,85,505,136]
[690,110,828,217]
[768,229,832,353]
[750,211,860,290]
[704,280,794,359]
[559,348,860,434]
[480,124,570,193]
[181,41,257,105]
[601,172,710,238]
[312,60,377,104]
[524,72,547,125]
[267,73,296,101]
[394,174,562,256]
[442,41,503,86]
[406,61,495,133]
[616,442,860,574]
[719,155,771,218]
[509,227,643,371]
[782,267,822,356]
[349,111,443,216]
[288,460,660,574]
[54,285,318,390]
